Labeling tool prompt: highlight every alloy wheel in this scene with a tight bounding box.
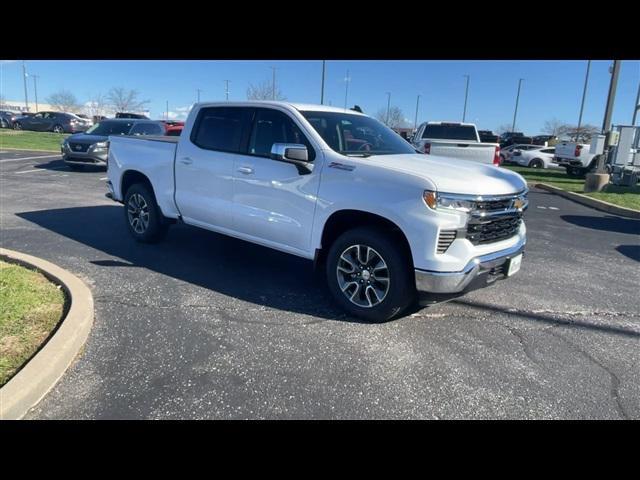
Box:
[127,193,150,234]
[336,244,390,308]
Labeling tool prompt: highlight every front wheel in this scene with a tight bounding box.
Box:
[123,183,168,243]
[528,158,544,169]
[13,122,22,130]
[52,124,64,133]
[326,227,415,323]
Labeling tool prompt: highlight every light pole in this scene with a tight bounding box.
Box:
[320,60,326,105]
[166,100,169,120]
[22,61,29,111]
[32,74,40,113]
[343,69,351,109]
[414,94,421,131]
[462,75,470,122]
[270,66,277,100]
[575,60,591,142]
[224,80,230,101]
[196,89,202,103]
[511,78,524,133]
[386,92,391,125]
[632,78,640,125]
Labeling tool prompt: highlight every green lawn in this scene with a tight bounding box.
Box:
[0,260,66,386]
[0,129,68,152]
[505,166,640,211]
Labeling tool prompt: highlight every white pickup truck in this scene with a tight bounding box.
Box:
[553,141,597,177]
[412,121,501,166]
[106,102,528,322]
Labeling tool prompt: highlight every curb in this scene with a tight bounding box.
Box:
[0,147,60,153]
[532,183,640,219]
[0,248,94,420]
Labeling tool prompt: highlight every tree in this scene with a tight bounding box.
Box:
[85,93,108,118]
[542,118,565,137]
[375,106,406,129]
[46,90,80,112]
[496,124,513,135]
[561,123,599,143]
[246,80,286,100]
[106,87,150,113]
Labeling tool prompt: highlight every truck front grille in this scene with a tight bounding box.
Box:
[437,229,457,254]
[466,214,522,245]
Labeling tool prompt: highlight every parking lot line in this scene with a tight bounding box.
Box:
[0,155,61,163]
[14,167,67,174]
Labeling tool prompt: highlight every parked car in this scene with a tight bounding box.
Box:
[75,114,94,126]
[412,121,501,165]
[13,111,92,133]
[61,118,165,170]
[553,141,598,177]
[511,147,561,169]
[106,101,528,323]
[532,135,558,146]
[478,130,500,143]
[500,132,533,148]
[0,110,20,128]
[115,112,149,119]
[500,144,543,164]
[159,120,184,136]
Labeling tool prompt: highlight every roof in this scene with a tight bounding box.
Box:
[193,100,366,115]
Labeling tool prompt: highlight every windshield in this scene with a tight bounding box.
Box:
[300,111,416,156]
[85,120,134,136]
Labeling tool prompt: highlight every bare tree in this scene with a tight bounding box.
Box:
[246,80,286,100]
[542,118,565,137]
[561,123,599,143]
[496,124,514,135]
[86,93,108,118]
[375,106,406,129]
[46,90,80,112]
[107,87,150,113]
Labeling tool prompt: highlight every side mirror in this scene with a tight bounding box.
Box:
[270,143,313,174]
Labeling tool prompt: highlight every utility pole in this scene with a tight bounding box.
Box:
[632,78,640,125]
[320,60,326,105]
[414,94,421,131]
[386,92,391,125]
[575,60,591,142]
[511,78,524,132]
[343,70,351,109]
[166,100,169,120]
[224,80,230,101]
[462,75,470,122]
[270,67,277,100]
[196,89,202,103]
[22,61,29,111]
[32,74,40,113]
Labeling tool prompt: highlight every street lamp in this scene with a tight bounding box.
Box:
[343,70,351,109]
[414,94,421,131]
[320,60,326,105]
[462,75,470,122]
[511,78,524,132]
[576,60,591,142]
[386,92,391,125]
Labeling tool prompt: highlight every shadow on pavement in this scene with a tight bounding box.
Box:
[32,158,106,173]
[17,205,358,322]
[453,298,640,338]
[560,215,640,235]
[616,245,640,262]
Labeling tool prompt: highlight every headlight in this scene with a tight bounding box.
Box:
[92,141,109,150]
[423,190,475,213]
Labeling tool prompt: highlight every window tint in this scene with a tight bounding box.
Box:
[248,109,315,160]
[192,107,249,153]
[130,122,164,136]
[422,124,478,141]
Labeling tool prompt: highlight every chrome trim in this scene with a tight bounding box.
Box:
[435,189,528,202]
[415,235,526,294]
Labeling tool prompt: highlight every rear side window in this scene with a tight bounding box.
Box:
[422,124,477,141]
[191,107,250,153]
[248,109,315,161]
[541,148,555,154]
[130,122,164,135]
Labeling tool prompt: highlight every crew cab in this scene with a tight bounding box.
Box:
[412,121,501,166]
[106,102,528,322]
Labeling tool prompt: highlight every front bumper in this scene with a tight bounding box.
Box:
[61,146,108,166]
[415,235,525,294]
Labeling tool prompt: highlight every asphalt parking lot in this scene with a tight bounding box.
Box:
[1,149,639,419]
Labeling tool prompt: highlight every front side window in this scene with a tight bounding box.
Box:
[191,107,250,153]
[86,121,135,136]
[248,109,315,160]
[301,111,416,157]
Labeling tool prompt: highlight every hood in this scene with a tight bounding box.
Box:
[366,153,527,195]
[66,133,108,144]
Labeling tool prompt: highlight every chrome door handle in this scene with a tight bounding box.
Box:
[180,157,193,165]
[237,166,254,174]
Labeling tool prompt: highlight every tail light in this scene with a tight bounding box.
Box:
[574,145,582,157]
[423,142,431,154]
[493,146,501,165]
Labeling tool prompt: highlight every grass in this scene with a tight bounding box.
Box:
[505,165,640,211]
[0,129,69,152]
[0,260,66,386]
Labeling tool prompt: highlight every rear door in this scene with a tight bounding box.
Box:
[174,106,252,231]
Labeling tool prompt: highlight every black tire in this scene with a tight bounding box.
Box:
[13,122,22,130]
[566,166,585,178]
[52,124,64,133]
[528,158,544,169]
[123,183,169,243]
[67,163,84,171]
[325,226,415,323]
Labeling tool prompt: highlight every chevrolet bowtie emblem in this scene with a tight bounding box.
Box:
[513,198,525,209]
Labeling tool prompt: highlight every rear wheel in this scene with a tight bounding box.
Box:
[528,158,544,169]
[123,183,169,243]
[13,122,22,130]
[566,166,585,178]
[326,227,415,323]
[52,124,64,133]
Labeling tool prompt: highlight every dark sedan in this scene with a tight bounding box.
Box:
[0,110,21,129]
[13,111,92,133]
[61,118,165,170]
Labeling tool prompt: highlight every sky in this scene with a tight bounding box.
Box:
[1,60,639,134]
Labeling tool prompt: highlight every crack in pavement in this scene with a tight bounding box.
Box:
[545,326,629,420]
[501,324,540,366]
